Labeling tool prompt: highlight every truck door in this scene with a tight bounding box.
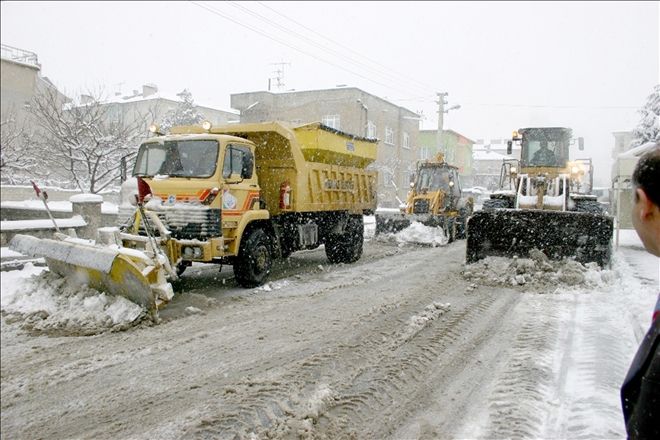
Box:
[221,144,259,219]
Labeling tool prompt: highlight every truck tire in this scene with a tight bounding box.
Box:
[176,261,191,276]
[234,228,272,287]
[325,216,364,264]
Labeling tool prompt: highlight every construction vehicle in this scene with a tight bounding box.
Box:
[375,153,473,242]
[465,127,613,267]
[10,121,378,311]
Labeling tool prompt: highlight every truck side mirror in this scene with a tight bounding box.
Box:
[578,137,584,151]
[507,140,512,155]
[241,154,254,179]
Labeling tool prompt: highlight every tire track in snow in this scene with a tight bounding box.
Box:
[170,244,511,439]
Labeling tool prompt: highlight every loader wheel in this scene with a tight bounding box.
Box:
[482,198,511,210]
[456,208,471,239]
[575,199,604,214]
[325,216,364,264]
[234,228,272,287]
[444,218,456,243]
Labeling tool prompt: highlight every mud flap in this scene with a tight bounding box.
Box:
[9,234,159,310]
[465,209,613,267]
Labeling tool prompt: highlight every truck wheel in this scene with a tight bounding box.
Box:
[326,216,364,264]
[234,228,272,287]
[176,261,191,276]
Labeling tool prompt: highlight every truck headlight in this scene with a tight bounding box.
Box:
[571,165,580,174]
[202,120,212,131]
[510,166,517,174]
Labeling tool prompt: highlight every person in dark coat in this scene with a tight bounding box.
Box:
[531,140,556,166]
[621,144,660,439]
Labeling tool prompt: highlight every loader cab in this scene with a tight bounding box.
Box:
[517,127,572,169]
[416,164,461,195]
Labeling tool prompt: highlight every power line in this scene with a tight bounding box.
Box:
[227,1,433,97]
[460,103,639,110]
[253,1,438,94]
[190,1,433,100]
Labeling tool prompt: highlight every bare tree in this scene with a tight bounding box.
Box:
[0,107,39,184]
[26,87,148,193]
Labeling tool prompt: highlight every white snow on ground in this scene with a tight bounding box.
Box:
[457,234,659,439]
[374,220,449,247]
[1,263,144,335]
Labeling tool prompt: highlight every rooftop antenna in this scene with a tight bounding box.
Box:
[268,61,291,92]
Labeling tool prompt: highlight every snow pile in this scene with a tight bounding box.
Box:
[254,279,291,293]
[1,265,145,335]
[462,249,617,290]
[397,301,451,345]
[378,221,449,247]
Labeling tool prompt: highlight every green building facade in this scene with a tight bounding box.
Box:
[418,129,474,177]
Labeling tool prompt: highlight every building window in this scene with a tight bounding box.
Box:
[419,146,430,160]
[367,121,376,139]
[385,127,394,145]
[402,132,410,149]
[322,114,340,130]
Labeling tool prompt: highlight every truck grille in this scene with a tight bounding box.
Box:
[130,207,221,239]
[413,199,430,214]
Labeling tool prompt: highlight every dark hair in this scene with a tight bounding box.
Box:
[632,144,660,207]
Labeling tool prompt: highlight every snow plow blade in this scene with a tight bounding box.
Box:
[465,209,613,267]
[9,234,169,311]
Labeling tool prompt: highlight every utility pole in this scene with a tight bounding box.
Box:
[436,92,448,156]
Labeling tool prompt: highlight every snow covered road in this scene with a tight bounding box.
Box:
[1,236,657,439]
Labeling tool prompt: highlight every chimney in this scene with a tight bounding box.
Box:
[142,83,158,97]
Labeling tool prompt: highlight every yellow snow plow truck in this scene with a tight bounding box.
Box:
[10,121,378,311]
[465,127,613,267]
[375,153,473,242]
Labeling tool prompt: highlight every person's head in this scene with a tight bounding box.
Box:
[631,144,660,257]
[540,140,549,150]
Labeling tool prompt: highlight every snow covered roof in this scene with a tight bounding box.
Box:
[617,141,658,158]
[103,87,238,115]
[473,150,511,161]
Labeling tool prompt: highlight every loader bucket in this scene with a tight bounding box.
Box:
[375,212,412,234]
[9,234,158,310]
[465,209,613,267]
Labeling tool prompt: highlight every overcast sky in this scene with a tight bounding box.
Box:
[2,1,658,185]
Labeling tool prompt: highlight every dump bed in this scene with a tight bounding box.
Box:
[204,121,378,215]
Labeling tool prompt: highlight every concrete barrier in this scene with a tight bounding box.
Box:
[0,194,120,246]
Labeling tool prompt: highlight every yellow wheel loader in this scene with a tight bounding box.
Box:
[465,127,613,267]
[375,153,473,242]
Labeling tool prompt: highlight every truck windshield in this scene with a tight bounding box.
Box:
[133,140,219,178]
[417,167,452,191]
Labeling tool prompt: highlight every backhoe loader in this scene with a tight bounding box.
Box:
[375,153,472,242]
